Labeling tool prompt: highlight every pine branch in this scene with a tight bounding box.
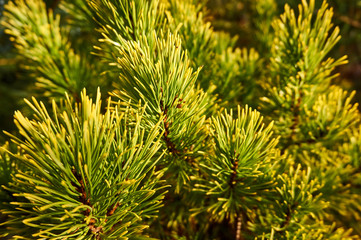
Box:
[1,0,361,238]
[195,106,278,223]
[71,168,92,216]
[235,214,243,240]
[2,0,101,99]
[281,90,303,152]
[1,90,165,239]
[160,99,179,156]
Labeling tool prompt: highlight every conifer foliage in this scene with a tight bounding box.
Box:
[0,0,360,239]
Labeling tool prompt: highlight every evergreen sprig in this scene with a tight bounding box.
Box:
[1,0,101,99]
[0,90,165,239]
[270,0,347,87]
[1,0,361,238]
[166,0,260,106]
[92,0,212,192]
[195,106,279,223]
[299,86,359,145]
[257,0,361,237]
[91,0,166,43]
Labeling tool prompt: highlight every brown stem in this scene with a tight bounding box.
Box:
[281,91,303,153]
[104,201,122,236]
[229,154,239,188]
[107,202,120,217]
[159,94,198,170]
[236,214,242,240]
[71,168,92,214]
[160,99,180,155]
[71,168,103,237]
[280,202,298,229]
[280,209,291,228]
[338,15,361,29]
[290,94,302,142]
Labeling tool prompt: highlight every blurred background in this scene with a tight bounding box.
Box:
[206,0,361,88]
[0,0,361,142]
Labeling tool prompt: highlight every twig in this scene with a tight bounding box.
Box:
[281,91,303,153]
[159,93,197,168]
[71,168,92,214]
[236,214,242,240]
[71,168,103,237]
[160,99,180,155]
[107,202,120,217]
[229,153,239,188]
[280,202,298,229]
[290,94,302,142]
[338,15,361,29]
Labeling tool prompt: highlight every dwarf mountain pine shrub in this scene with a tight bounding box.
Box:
[0,0,360,239]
